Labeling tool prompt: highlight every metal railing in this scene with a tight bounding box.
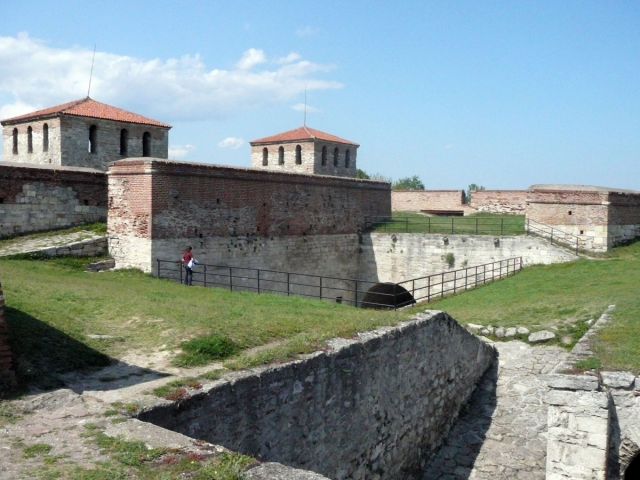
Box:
[525,218,593,254]
[156,256,523,309]
[364,215,525,236]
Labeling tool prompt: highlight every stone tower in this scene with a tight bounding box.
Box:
[1,97,171,171]
[250,126,359,178]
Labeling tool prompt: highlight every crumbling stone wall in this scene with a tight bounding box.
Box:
[391,190,468,213]
[0,280,15,390]
[139,311,496,480]
[108,158,390,273]
[470,190,528,214]
[0,163,107,237]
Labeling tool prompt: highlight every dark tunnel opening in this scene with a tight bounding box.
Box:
[361,282,416,309]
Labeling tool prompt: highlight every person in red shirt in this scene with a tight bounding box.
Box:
[181,246,196,286]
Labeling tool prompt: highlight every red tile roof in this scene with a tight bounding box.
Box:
[1,97,171,128]
[250,126,358,146]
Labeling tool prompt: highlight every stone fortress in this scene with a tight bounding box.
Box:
[1,97,640,479]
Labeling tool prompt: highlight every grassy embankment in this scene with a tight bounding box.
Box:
[369,211,525,235]
[417,241,640,373]
[0,256,408,387]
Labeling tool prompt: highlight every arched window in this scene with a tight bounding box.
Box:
[345,149,351,168]
[295,145,302,165]
[333,147,339,167]
[142,132,151,157]
[278,146,284,165]
[88,125,97,153]
[120,129,128,156]
[43,123,49,152]
[27,126,33,153]
[321,146,327,166]
[262,147,268,166]
[12,128,18,155]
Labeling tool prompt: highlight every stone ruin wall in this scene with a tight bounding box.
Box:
[108,158,391,275]
[139,311,497,480]
[391,190,469,213]
[0,163,107,237]
[0,279,15,390]
[470,190,528,214]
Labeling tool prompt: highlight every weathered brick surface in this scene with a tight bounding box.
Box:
[0,279,16,390]
[0,163,107,237]
[139,311,496,480]
[471,190,528,214]
[391,190,468,213]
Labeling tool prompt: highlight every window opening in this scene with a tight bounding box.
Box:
[12,128,18,154]
[27,126,33,153]
[120,129,128,156]
[333,147,339,167]
[262,147,268,166]
[43,123,49,152]
[89,125,97,153]
[142,132,151,157]
[295,145,302,165]
[279,146,284,165]
[345,149,351,168]
[321,146,327,166]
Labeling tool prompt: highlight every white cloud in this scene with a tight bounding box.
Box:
[236,48,266,70]
[291,103,320,113]
[169,144,195,159]
[296,26,319,37]
[0,33,342,122]
[278,52,302,64]
[218,137,245,150]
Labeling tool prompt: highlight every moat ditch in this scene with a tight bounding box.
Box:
[138,311,496,479]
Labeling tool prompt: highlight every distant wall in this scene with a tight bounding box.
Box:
[0,163,107,237]
[108,159,391,273]
[470,190,528,214]
[139,311,497,480]
[391,190,468,213]
[0,279,15,390]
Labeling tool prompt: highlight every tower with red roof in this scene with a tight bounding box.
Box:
[250,126,359,178]
[1,97,171,171]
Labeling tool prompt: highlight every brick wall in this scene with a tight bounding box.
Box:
[0,279,15,390]
[108,158,390,272]
[470,190,528,214]
[0,163,107,237]
[391,190,467,213]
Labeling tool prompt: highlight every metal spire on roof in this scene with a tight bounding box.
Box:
[87,44,96,98]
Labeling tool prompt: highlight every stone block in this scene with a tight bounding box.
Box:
[528,330,556,343]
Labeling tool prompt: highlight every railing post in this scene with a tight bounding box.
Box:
[320,276,323,300]
[157,259,160,278]
[441,272,445,298]
[465,268,468,290]
[204,265,207,287]
[229,267,233,291]
[412,279,415,299]
[287,273,290,296]
[179,260,183,284]
[257,269,260,294]
[427,275,431,302]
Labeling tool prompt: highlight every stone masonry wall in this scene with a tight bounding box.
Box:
[61,116,168,171]
[0,279,15,390]
[108,158,390,272]
[0,163,107,237]
[139,311,497,480]
[391,190,468,213]
[2,118,62,166]
[359,233,577,284]
[470,190,528,214]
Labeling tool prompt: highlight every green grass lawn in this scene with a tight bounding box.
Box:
[416,241,640,373]
[0,257,408,387]
[368,212,525,235]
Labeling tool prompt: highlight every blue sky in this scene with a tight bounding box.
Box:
[1,1,639,189]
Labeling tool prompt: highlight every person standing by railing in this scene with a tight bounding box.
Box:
[181,246,198,286]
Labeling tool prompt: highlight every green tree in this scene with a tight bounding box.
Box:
[392,175,425,191]
[355,168,370,179]
[466,183,485,203]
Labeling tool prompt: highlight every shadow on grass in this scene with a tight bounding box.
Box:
[5,306,167,396]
